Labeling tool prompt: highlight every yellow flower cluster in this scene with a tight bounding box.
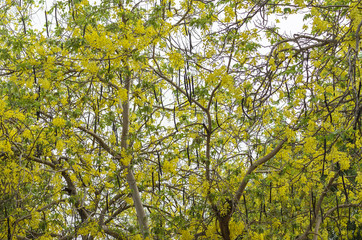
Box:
[224,6,235,23]
[118,88,128,103]
[294,0,305,6]
[120,149,132,166]
[168,51,184,69]
[78,220,104,238]
[329,147,350,170]
[163,158,178,175]
[52,117,66,128]
[304,136,316,154]
[181,230,193,240]
[229,219,244,239]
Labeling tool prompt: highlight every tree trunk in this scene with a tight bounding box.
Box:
[218,216,231,240]
[214,199,233,240]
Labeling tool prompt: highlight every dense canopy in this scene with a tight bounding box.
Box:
[0,0,361,239]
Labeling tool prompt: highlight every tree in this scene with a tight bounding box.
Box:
[0,0,361,239]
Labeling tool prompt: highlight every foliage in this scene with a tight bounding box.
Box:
[0,0,361,239]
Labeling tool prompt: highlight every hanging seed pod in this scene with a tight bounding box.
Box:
[55,4,59,28]
[215,100,221,128]
[184,19,188,35]
[184,71,191,105]
[312,191,316,217]
[178,69,181,86]
[189,32,192,53]
[108,56,111,74]
[241,98,252,120]
[184,71,188,93]
[176,69,180,105]
[160,88,165,110]
[117,174,121,187]
[67,88,71,107]
[188,76,192,105]
[82,23,87,38]
[173,106,178,132]
[191,75,194,96]
[176,88,180,105]
[100,85,103,101]
[153,88,158,102]
[45,11,49,37]
[183,188,185,205]
[157,152,162,176]
[324,93,333,123]
[243,194,248,224]
[285,82,290,100]
[87,112,90,129]
[70,2,75,21]
[93,108,99,145]
[152,172,155,193]
[322,138,326,177]
[33,67,37,84]
[34,70,40,120]
[106,191,109,213]
[259,202,262,221]
[192,195,195,217]
[112,122,118,145]
[187,142,190,166]
[342,175,349,202]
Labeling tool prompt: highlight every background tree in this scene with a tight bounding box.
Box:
[0,0,361,239]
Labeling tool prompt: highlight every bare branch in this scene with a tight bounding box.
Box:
[233,137,287,204]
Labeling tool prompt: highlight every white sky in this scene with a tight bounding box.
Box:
[31,1,310,36]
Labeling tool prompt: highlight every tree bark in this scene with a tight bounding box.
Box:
[121,72,149,238]
[218,217,231,240]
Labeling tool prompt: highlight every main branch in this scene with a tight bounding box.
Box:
[233,137,287,204]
